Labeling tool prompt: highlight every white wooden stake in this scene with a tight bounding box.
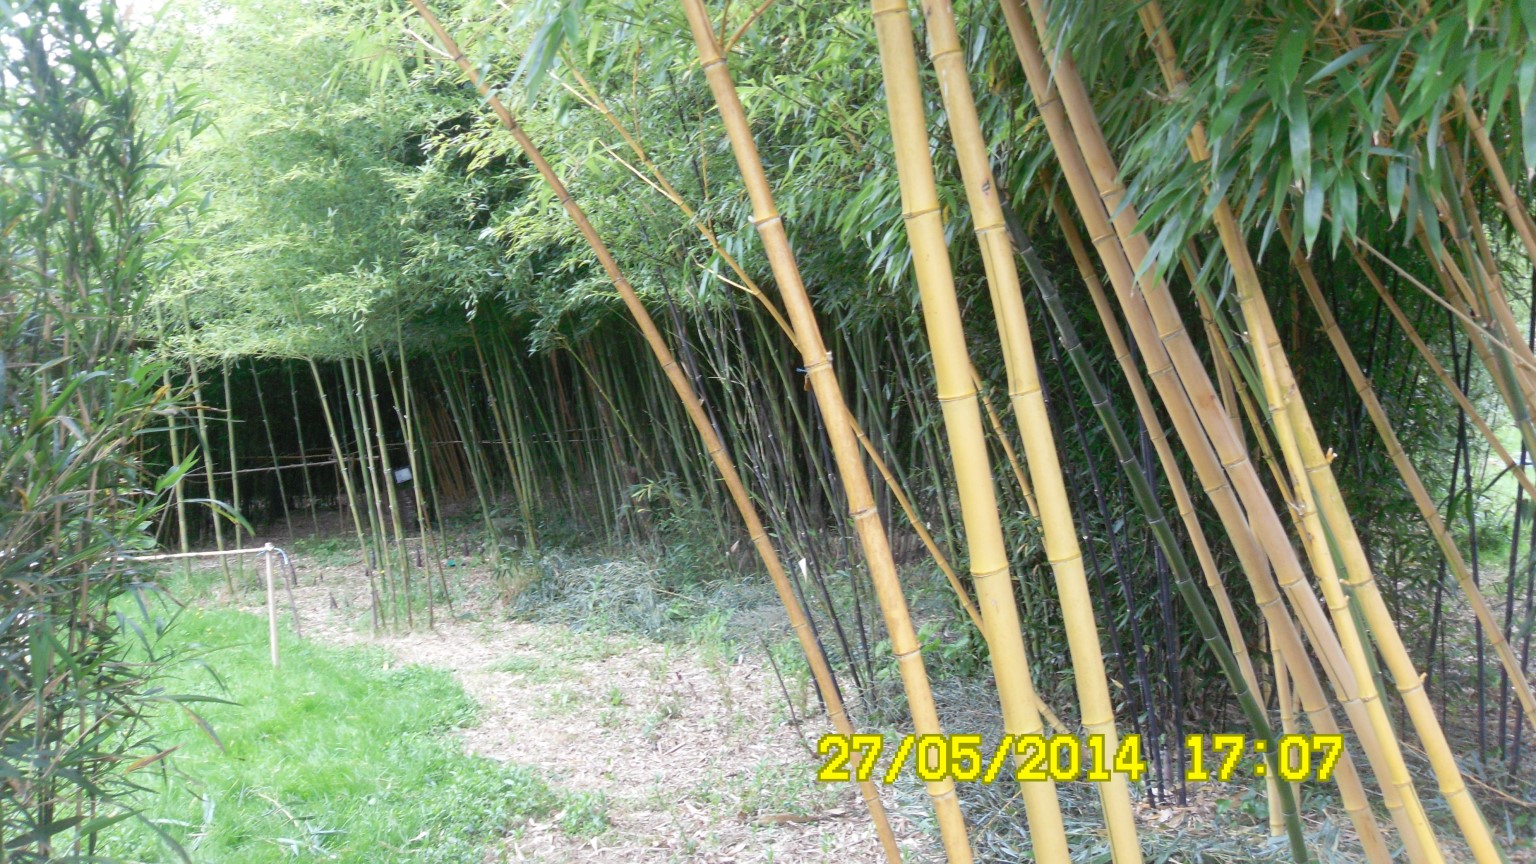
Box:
[264,543,279,668]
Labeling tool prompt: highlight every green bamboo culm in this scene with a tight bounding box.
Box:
[1007,216,1309,862]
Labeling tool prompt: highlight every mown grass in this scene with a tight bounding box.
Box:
[103,604,605,863]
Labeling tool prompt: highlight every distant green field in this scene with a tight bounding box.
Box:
[104,606,604,863]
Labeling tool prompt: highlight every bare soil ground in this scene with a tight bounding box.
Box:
[234,546,942,864]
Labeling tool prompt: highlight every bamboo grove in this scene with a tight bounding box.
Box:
[6,0,1536,859]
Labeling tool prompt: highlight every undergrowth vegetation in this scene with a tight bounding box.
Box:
[101,603,606,863]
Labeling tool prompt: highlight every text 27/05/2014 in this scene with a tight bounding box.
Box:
[815,733,1346,785]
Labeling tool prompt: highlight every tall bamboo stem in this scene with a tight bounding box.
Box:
[1285,225,1536,738]
[1128,6,1449,857]
[308,358,377,632]
[407,5,905,859]
[286,363,320,535]
[151,306,193,569]
[679,1,972,857]
[1136,4,1502,858]
[365,343,413,629]
[470,328,536,553]
[251,361,294,538]
[1014,220,1307,861]
[343,356,392,626]
[162,366,190,564]
[918,1,1139,857]
[994,3,1395,856]
[182,345,233,594]
[1047,197,1260,702]
[222,361,245,580]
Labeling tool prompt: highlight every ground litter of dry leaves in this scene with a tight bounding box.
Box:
[230,546,941,864]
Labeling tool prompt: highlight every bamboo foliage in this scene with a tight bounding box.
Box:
[1,2,208,852]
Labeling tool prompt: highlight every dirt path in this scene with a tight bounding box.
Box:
[250,554,939,863]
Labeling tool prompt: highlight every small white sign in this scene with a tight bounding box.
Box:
[393,467,412,484]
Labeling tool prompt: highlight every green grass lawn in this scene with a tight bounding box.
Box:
[103,605,604,863]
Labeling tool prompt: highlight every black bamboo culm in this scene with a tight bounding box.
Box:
[223,361,245,579]
[1515,500,1536,770]
[1501,294,1536,761]
[1006,217,1308,862]
[1458,333,1488,766]
[286,363,321,535]
[249,361,293,537]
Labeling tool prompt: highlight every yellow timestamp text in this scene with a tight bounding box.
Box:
[815,733,1347,784]
[1185,733,1346,782]
[816,732,1148,785]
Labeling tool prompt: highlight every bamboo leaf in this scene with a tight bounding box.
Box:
[1308,43,1377,86]
[126,747,180,773]
[1523,88,1536,177]
[1330,173,1357,253]
[1209,78,1259,143]
[1277,27,1307,95]
[509,0,584,104]
[1387,159,1407,222]
[1424,92,1450,170]
[1251,107,1280,171]
[1521,54,1536,176]
[1468,0,1489,31]
[1302,181,1323,251]
[1287,90,1311,187]
[154,452,198,493]
[174,700,228,754]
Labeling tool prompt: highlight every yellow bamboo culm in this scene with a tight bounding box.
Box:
[993,2,1396,858]
[1287,225,1536,740]
[406,4,905,860]
[917,2,1141,859]
[678,1,974,859]
[1127,7,1446,860]
[868,0,1081,859]
[1134,5,1507,860]
[1259,285,1504,862]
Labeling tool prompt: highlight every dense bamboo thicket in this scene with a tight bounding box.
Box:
[9,0,1536,859]
[0,2,206,857]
